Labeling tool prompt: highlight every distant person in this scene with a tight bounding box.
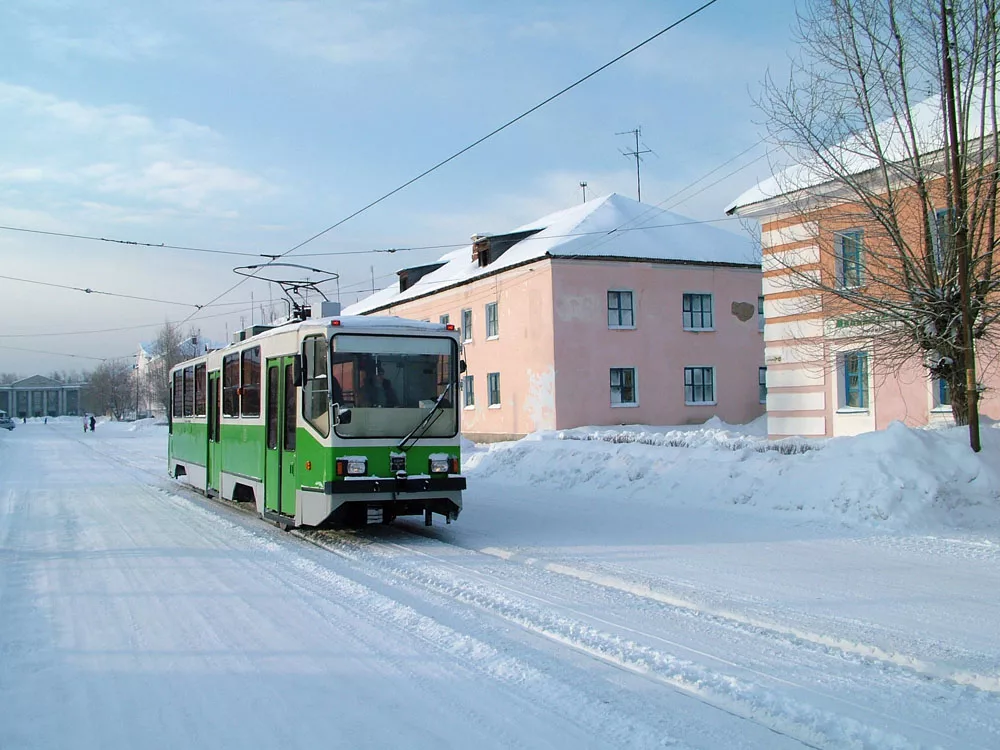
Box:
[376,366,398,407]
[89,415,96,432]
[44,417,47,424]
[83,416,88,433]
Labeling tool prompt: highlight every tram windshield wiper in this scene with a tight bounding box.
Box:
[397,382,452,452]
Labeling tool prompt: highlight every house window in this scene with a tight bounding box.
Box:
[841,351,869,409]
[461,309,472,343]
[758,295,765,332]
[682,293,713,330]
[759,367,767,404]
[439,314,450,326]
[487,372,500,407]
[241,346,261,417]
[836,230,864,288]
[486,302,499,339]
[684,366,715,405]
[934,377,951,410]
[610,367,637,406]
[223,353,240,416]
[463,374,474,408]
[607,290,635,328]
[932,208,954,270]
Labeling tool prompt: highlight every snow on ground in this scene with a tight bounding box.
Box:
[2,418,999,749]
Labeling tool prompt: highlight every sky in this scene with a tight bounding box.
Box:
[0,0,797,376]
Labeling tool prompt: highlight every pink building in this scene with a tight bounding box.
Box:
[344,194,765,441]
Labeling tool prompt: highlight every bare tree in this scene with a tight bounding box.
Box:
[85,360,134,420]
[146,322,202,414]
[753,0,999,450]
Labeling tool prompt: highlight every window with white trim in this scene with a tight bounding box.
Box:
[840,351,869,409]
[610,367,637,406]
[682,293,713,330]
[759,367,767,404]
[836,230,864,288]
[684,366,715,405]
[487,372,500,407]
[933,377,951,410]
[758,295,765,332]
[461,309,472,343]
[439,314,449,326]
[485,302,499,339]
[463,374,475,408]
[607,290,634,328]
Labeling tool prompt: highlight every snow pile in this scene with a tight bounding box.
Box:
[465,420,1000,530]
[554,415,818,454]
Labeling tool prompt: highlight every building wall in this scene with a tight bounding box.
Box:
[550,259,765,429]
[752,188,1000,438]
[367,261,558,440]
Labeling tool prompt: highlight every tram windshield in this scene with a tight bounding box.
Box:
[331,334,457,439]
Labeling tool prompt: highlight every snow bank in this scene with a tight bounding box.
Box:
[464,420,1000,531]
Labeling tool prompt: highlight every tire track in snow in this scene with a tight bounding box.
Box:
[474,547,1000,695]
[304,530,979,750]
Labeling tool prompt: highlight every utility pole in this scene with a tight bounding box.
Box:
[617,127,652,202]
[941,0,981,451]
[580,181,588,203]
[371,265,376,295]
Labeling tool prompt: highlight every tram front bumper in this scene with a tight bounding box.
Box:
[297,476,465,527]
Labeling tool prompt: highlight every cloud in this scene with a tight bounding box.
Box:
[0,82,271,219]
[26,24,171,62]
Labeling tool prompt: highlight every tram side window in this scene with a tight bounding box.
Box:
[241,346,261,417]
[302,335,329,437]
[183,366,195,417]
[194,363,207,416]
[172,371,183,418]
[223,353,240,417]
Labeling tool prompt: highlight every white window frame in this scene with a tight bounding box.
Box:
[682,293,714,331]
[835,229,864,289]
[931,376,951,412]
[610,367,638,407]
[439,314,450,326]
[837,350,870,412]
[462,374,475,409]
[461,308,472,343]
[485,301,499,340]
[607,290,635,329]
[758,366,767,404]
[487,372,501,408]
[684,366,716,406]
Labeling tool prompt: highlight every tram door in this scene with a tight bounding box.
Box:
[206,371,221,494]
[264,357,298,518]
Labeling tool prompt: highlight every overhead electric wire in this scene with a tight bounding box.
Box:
[0,273,204,308]
[183,0,722,325]
[0,224,261,258]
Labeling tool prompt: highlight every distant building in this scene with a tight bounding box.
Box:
[0,375,85,418]
[136,335,226,418]
[344,193,764,441]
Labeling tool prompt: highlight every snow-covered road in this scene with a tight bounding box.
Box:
[2,421,998,749]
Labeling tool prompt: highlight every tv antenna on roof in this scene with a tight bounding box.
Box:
[579,181,588,203]
[617,126,655,202]
[233,262,339,321]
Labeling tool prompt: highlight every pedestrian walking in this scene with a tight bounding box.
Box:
[89,415,96,432]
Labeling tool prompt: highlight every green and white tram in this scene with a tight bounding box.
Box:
[168,312,465,528]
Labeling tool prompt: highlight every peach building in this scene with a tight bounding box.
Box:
[726,100,1000,439]
[343,194,765,441]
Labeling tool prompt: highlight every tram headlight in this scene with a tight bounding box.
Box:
[336,458,368,476]
[429,456,455,474]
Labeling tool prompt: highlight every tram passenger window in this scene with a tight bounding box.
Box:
[172,372,183,418]
[241,346,261,417]
[183,367,195,417]
[266,367,279,450]
[223,353,240,416]
[194,364,207,416]
[303,336,330,436]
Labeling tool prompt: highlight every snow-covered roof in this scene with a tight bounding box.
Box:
[344,193,757,315]
[726,94,991,214]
